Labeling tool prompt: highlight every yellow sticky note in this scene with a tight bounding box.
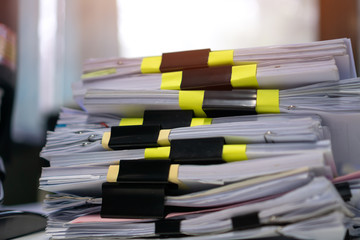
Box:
[161,71,182,90]
[168,164,184,187]
[107,165,119,182]
[141,56,161,73]
[101,132,112,150]
[144,147,171,159]
[190,118,212,126]
[82,68,117,79]
[179,91,206,117]
[230,65,259,88]
[256,89,280,113]
[158,129,171,146]
[119,118,144,126]
[222,145,248,162]
[208,50,234,67]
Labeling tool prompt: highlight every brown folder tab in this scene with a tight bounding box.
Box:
[181,66,232,90]
[160,49,210,72]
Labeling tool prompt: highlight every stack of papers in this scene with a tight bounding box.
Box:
[40,114,328,156]
[42,175,353,240]
[80,78,360,116]
[40,39,360,239]
[75,38,356,108]
[43,140,334,168]
[40,152,336,196]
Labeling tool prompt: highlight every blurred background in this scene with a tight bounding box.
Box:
[0,0,358,205]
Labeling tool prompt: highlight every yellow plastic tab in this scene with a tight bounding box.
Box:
[168,164,183,185]
[179,91,206,117]
[157,129,171,146]
[230,65,258,88]
[119,118,144,126]
[208,50,234,67]
[101,132,112,150]
[141,56,162,73]
[81,68,117,79]
[161,71,182,90]
[190,118,212,127]
[107,165,119,182]
[144,146,171,159]
[256,89,280,113]
[222,145,248,162]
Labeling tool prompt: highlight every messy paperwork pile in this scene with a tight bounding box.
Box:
[39,39,360,240]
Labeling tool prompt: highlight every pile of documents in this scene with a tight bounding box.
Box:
[40,39,360,239]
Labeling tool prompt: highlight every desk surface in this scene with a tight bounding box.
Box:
[0,202,48,240]
[14,231,48,240]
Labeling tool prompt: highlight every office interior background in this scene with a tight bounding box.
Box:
[0,0,359,205]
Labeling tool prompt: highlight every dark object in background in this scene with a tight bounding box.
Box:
[0,157,5,203]
[0,210,47,240]
[0,65,15,164]
[0,22,16,164]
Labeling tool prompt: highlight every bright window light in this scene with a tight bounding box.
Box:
[116,0,318,58]
[38,0,58,113]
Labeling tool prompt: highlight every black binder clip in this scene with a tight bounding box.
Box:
[101,181,167,219]
[231,212,261,231]
[143,110,194,129]
[170,137,225,164]
[155,219,185,237]
[334,182,352,202]
[101,160,177,219]
[108,125,161,150]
